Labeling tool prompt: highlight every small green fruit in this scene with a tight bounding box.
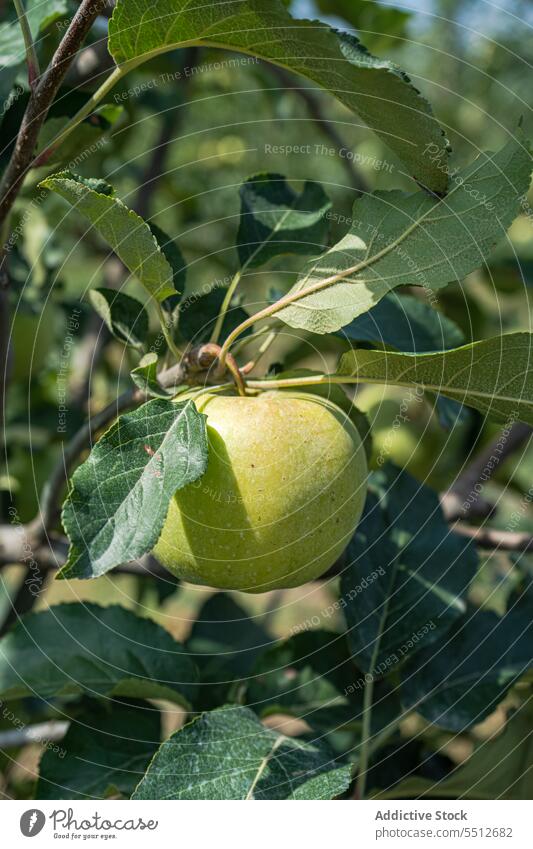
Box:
[154,392,368,593]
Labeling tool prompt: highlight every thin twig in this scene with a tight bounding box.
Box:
[452,523,533,553]
[0,523,171,578]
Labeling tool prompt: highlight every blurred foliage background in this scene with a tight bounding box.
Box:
[1,0,532,798]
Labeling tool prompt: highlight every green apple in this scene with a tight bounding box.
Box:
[154,391,368,593]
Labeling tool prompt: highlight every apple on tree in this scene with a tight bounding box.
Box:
[155,391,368,592]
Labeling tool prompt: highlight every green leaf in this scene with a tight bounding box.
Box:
[316,0,411,52]
[341,467,478,676]
[401,608,533,731]
[60,399,208,580]
[337,293,464,353]
[179,286,251,344]
[148,222,187,301]
[237,174,331,268]
[0,603,197,706]
[0,1,67,71]
[40,171,178,302]
[36,104,124,167]
[187,592,271,710]
[132,705,351,799]
[89,287,149,350]
[276,137,531,333]
[36,700,161,800]
[336,332,533,426]
[376,704,533,800]
[108,0,449,193]
[337,295,469,429]
[245,630,367,731]
[130,353,174,398]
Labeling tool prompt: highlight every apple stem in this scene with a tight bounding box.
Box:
[186,343,248,396]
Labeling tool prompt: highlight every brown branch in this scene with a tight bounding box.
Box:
[0,568,50,638]
[0,0,108,233]
[452,523,533,553]
[0,524,172,578]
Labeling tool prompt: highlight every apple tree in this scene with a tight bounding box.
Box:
[0,0,532,801]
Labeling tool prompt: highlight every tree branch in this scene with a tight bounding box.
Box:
[452,523,533,553]
[0,0,108,233]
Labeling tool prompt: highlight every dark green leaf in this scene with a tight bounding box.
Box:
[179,286,251,344]
[336,332,533,426]
[148,222,187,301]
[379,704,533,800]
[277,137,531,333]
[246,630,359,730]
[40,172,178,302]
[0,603,197,706]
[132,705,351,799]
[89,287,149,349]
[237,174,331,268]
[36,700,161,800]
[108,0,449,192]
[401,607,533,731]
[435,396,472,431]
[187,592,271,710]
[337,293,464,353]
[60,399,208,580]
[336,292,470,429]
[342,466,478,675]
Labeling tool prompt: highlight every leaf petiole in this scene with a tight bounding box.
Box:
[155,302,183,362]
[209,269,242,345]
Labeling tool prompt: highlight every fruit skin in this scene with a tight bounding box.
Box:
[154,391,368,593]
